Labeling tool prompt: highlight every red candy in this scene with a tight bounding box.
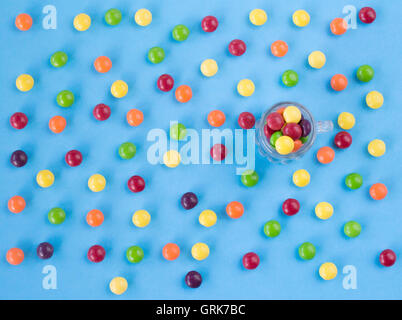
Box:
[87,245,106,263]
[334,131,352,149]
[266,112,284,131]
[238,112,255,129]
[10,112,28,129]
[128,175,145,193]
[157,74,174,92]
[201,16,218,32]
[93,104,111,121]
[282,123,302,140]
[242,252,260,270]
[264,124,275,139]
[228,39,246,56]
[282,198,300,216]
[65,150,83,167]
[359,7,376,24]
[210,144,227,161]
[379,249,396,267]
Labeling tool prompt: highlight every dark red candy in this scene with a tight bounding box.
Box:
[210,144,227,161]
[157,74,174,92]
[359,7,376,24]
[299,119,312,137]
[266,112,284,131]
[65,150,83,167]
[185,271,202,288]
[242,252,260,270]
[201,16,218,32]
[10,112,28,129]
[282,123,302,140]
[37,242,54,259]
[228,39,246,56]
[181,192,198,210]
[238,112,255,129]
[10,150,28,167]
[379,249,396,267]
[93,103,111,121]
[282,198,300,216]
[334,131,352,149]
[87,245,106,263]
[264,124,275,139]
[128,175,145,193]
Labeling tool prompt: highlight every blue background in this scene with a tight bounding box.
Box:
[1,0,401,300]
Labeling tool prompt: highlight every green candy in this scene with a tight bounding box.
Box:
[298,242,316,260]
[126,245,144,263]
[148,47,165,64]
[263,220,281,238]
[356,65,374,82]
[169,123,187,141]
[57,90,75,107]
[48,207,66,225]
[282,70,299,87]
[172,24,190,41]
[119,142,137,160]
[105,8,122,26]
[344,221,361,238]
[300,136,308,144]
[345,173,363,190]
[241,170,259,187]
[50,51,68,68]
[270,131,282,147]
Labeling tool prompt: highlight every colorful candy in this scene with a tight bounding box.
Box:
[126,109,144,126]
[292,9,310,27]
[15,13,33,31]
[172,24,190,41]
[200,59,218,77]
[226,201,244,219]
[229,39,246,56]
[275,136,294,155]
[6,248,24,265]
[132,210,151,228]
[126,245,144,263]
[308,51,326,69]
[48,207,66,225]
[148,47,165,64]
[299,119,311,137]
[201,16,218,32]
[330,18,347,35]
[270,40,288,57]
[359,7,376,24]
[134,9,152,26]
[163,150,181,168]
[199,210,217,227]
[162,243,180,261]
[157,74,174,92]
[369,183,388,200]
[16,74,34,92]
[111,80,128,98]
[36,170,55,188]
[210,144,227,161]
[8,195,26,214]
[337,112,355,130]
[11,150,28,167]
[170,123,187,141]
[73,13,91,31]
[57,90,75,107]
[242,252,260,270]
[249,9,267,26]
[175,85,192,102]
[93,103,111,121]
[191,243,209,261]
[319,262,337,280]
[379,249,396,267]
[368,139,385,157]
[316,146,335,164]
[315,202,333,220]
[207,110,226,127]
[238,112,255,129]
[118,142,136,160]
[281,70,298,87]
[263,220,281,238]
[94,56,112,73]
[10,112,28,129]
[109,277,128,295]
[366,90,383,109]
[292,169,310,187]
[104,8,122,26]
[237,79,255,97]
[185,271,202,288]
[331,74,348,91]
[49,115,66,133]
[128,175,145,193]
[86,209,104,227]
[344,221,361,238]
[298,242,316,260]
[181,192,198,210]
[345,173,363,190]
[241,170,259,187]
[88,174,106,192]
[282,198,300,216]
[37,242,54,259]
[88,245,106,263]
[50,51,68,68]
[65,150,82,167]
[356,65,374,82]
[334,131,352,149]
[266,112,284,131]
[282,123,302,140]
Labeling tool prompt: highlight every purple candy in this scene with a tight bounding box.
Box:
[299,119,311,137]
[185,271,202,288]
[10,150,28,167]
[37,242,54,259]
[181,192,198,210]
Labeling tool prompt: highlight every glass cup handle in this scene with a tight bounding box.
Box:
[316,120,333,133]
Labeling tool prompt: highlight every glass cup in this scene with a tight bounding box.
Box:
[256,101,333,163]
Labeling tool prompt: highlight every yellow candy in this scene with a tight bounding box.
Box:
[73,13,91,31]
[237,79,255,97]
[199,210,217,227]
[368,139,386,157]
[292,169,310,187]
[16,74,34,92]
[249,9,267,26]
[200,59,218,77]
[163,150,181,168]
[36,170,55,188]
[134,9,152,27]
[132,210,151,228]
[337,112,355,130]
[109,277,128,295]
[308,51,326,69]
[319,262,338,280]
[292,9,310,27]
[111,80,128,98]
[88,174,106,192]
[315,202,333,220]
[275,136,294,155]
[366,91,384,109]
[191,243,210,261]
[283,106,302,123]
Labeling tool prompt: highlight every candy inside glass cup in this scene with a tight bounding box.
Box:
[256,102,333,163]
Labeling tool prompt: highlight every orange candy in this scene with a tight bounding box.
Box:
[126,109,144,127]
[270,40,288,57]
[276,107,285,115]
[8,196,26,214]
[6,248,24,265]
[162,243,180,261]
[293,140,303,152]
[49,115,67,133]
[207,110,226,127]
[331,74,348,91]
[317,146,335,164]
[369,183,388,200]
[226,201,244,219]
[86,209,104,227]
[94,56,112,73]
[175,85,192,103]
[15,13,33,31]
[330,18,347,35]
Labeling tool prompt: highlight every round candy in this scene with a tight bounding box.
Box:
[170,123,187,141]
[266,112,284,131]
[292,9,310,27]
[199,210,217,227]
[57,90,75,107]
[226,201,244,219]
[172,24,190,41]
[249,9,267,26]
[48,207,66,224]
[298,242,316,260]
[8,195,26,214]
[275,136,294,155]
[315,202,333,220]
[157,74,174,92]
[270,131,282,147]
[345,173,363,190]
[344,221,361,238]
[73,13,91,31]
[282,123,302,140]
[293,140,303,152]
[368,139,385,157]
[163,150,181,168]
[185,271,202,288]
[104,8,122,26]
[293,169,310,187]
[88,174,106,192]
[241,170,259,187]
[282,198,300,216]
[200,59,218,77]
[282,70,298,87]
[16,74,34,92]
[366,91,383,109]
[118,142,136,160]
[148,47,165,64]
[338,112,355,130]
[308,51,326,69]
[86,209,104,227]
[128,175,145,193]
[263,220,281,238]
[356,65,374,82]
[331,74,348,91]
[208,110,225,127]
[162,243,180,261]
[88,245,106,263]
[111,80,128,98]
[36,170,55,188]
[316,146,335,164]
[319,262,337,280]
[242,252,260,270]
[334,131,352,149]
[210,144,227,161]
[270,40,288,57]
[15,13,32,31]
[126,245,144,263]
[330,18,347,35]
[132,210,151,227]
[300,119,312,137]
[175,85,192,103]
[191,243,209,261]
[135,9,152,26]
[181,192,198,210]
[94,56,112,73]
[93,103,111,121]
[109,277,128,295]
[6,248,24,265]
[11,150,28,168]
[50,51,68,68]
[359,7,376,24]
[201,16,218,32]
[379,249,396,267]
[37,242,54,259]
[283,106,301,123]
[65,150,82,167]
[49,115,66,133]
[127,109,144,126]
[238,112,255,129]
[369,183,388,200]
[10,112,28,129]
[237,79,255,97]
[228,39,246,56]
